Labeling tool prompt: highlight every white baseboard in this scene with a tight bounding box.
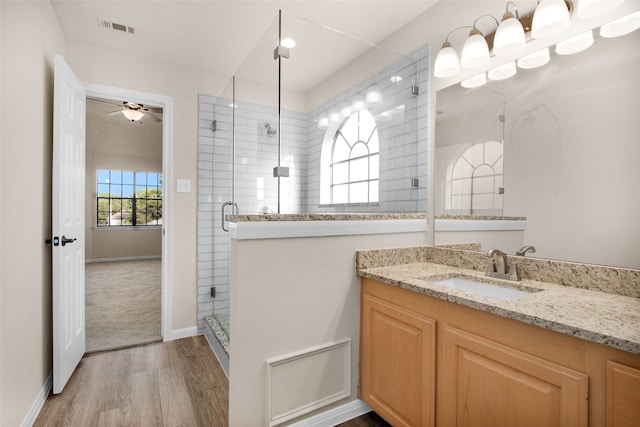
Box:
[86,255,161,263]
[287,399,372,427]
[21,371,52,427]
[167,326,198,341]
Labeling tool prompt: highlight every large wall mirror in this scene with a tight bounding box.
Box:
[435,9,640,269]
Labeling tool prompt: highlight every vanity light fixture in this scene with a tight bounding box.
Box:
[600,9,640,38]
[531,0,571,40]
[488,61,517,80]
[493,2,527,56]
[577,0,624,19]
[461,72,487,88]
[434,26,473,78]
[122,109,144,122]
[555,30,594,55]
[517,47,551,68]
[461,16,498,69]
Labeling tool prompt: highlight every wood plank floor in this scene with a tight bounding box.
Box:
[35,336,228,427]
[35,335,390,426]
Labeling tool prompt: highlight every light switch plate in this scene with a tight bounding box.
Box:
[176,179,191,193]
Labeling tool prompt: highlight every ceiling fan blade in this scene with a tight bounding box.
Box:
[91,98,124,108]
[144,112,162,122]
[106,110,124,116]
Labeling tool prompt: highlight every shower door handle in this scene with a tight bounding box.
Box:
[221,201,239,232]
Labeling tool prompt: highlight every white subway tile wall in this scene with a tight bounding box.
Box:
[196,46,429,333]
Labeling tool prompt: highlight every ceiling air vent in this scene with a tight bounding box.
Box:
[97,17,135,35]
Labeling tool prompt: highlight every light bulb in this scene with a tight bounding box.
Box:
[488,61,517,80]
[600,10,640,38]
[461,73,487,88]
[531,0,571,40]
[556,30,594,55]
[122,109,144,121]
[460,30,490,69]
[493,13,526,56]
[434,43,460,78]
[517,47,551,69]
[578,0,624,19]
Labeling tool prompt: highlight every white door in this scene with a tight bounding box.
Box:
[52,55,86,394]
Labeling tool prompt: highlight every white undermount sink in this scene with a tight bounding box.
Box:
[429,276,535,300]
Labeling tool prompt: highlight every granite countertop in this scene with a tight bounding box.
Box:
[228,213,427,222]
[228,213,528,222]
[358,261,640,355]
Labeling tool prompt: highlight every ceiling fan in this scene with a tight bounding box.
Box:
[102,100,162,123]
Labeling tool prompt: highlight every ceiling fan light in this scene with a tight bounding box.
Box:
[556,30,594,55]
[600,10,640,38]
[460,30,490,69]
[517,47,551,69]
[461,72,487,88]
[488,61,517,80]
[434,42,460,78]
[493,14,526,56]
[577,0,624,19]
[531,0,571,40]
[122,109,144,121]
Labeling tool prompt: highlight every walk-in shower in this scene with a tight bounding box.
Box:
[197,10,429,374]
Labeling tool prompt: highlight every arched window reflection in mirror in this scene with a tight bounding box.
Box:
[447,140,503,215]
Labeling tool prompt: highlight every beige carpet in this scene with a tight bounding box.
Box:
[85,259,162,353]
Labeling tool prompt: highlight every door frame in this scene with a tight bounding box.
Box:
[84,82,173,340]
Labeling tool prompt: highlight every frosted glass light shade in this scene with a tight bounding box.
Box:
[556,30,594,55]
[578,0,624,18]
[600,10,640,38]
[460,32,490,68]
[122,109,144,121]
[517,47,551,69]
[461,73,487,88]
[493,15,526,56]
[532,0,571,39]
[488,61,517,80]
[434,44,460,78]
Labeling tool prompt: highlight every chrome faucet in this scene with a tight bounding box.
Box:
[485,248,519,281]
[516,245,536,257]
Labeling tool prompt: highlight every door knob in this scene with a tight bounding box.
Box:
[61,236,77,246]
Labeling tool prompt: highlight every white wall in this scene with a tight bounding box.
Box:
[0,1,66,425]
[229,231,428,426]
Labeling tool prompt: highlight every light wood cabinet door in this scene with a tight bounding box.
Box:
[441,325,589,427]
[607,361,640,427]
[360,293,436,427]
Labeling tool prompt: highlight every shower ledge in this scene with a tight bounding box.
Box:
[227,213,427,240]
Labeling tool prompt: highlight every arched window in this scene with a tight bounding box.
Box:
[330,110,379,204]
[448,140,503,213]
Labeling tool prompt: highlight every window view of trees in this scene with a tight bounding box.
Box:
[97,170,162,226]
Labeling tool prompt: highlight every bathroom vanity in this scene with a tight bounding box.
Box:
[356,246,640,427]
